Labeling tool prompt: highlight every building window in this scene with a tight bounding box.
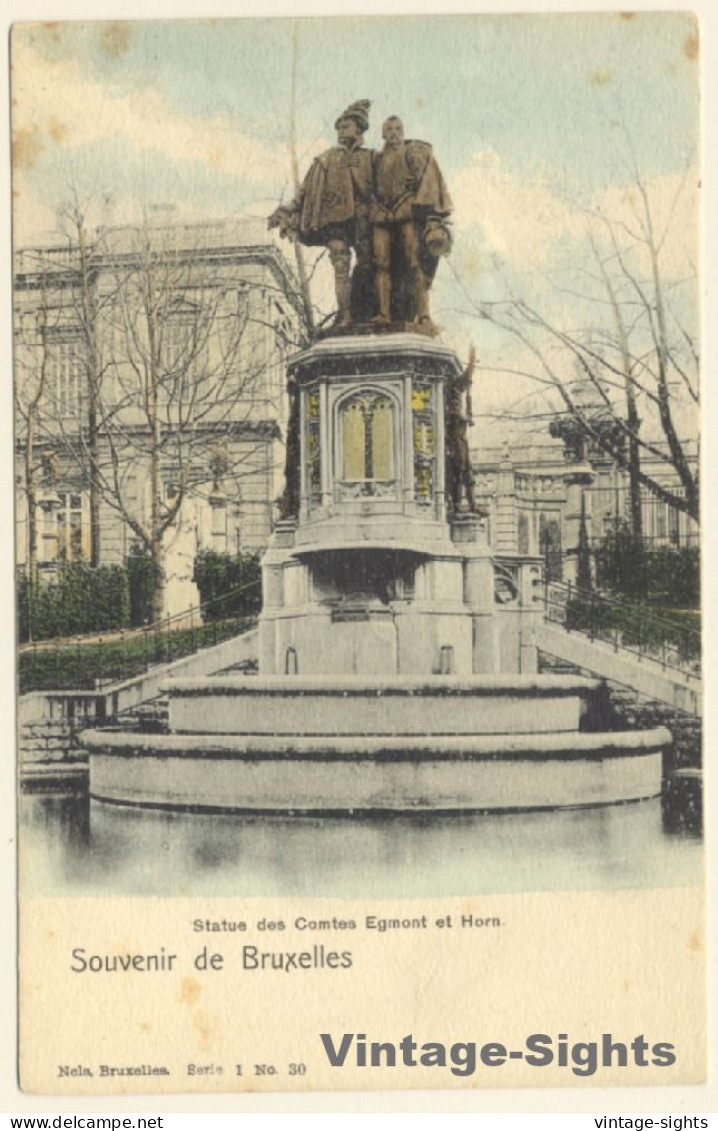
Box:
[539,513,563,581]
[56,492,85,561]
[162,305,209,397]
[656,502,667,542]
[517,512,530,554]
[50,339,81,418]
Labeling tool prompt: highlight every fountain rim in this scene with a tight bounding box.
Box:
[160,674,604,697]
[81,726,671,759]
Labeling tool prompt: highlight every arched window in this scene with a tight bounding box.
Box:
[341,392,394,484]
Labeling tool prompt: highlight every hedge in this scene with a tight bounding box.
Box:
[19,615,255,692]
[193,550,262,620]
[594,529,700,609]
[18,563,130,643]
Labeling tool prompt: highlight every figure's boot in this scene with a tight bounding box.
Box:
[373,270,391,324]
[330,248,352,327]
[465,469,477,513]
[335,276,352,327]
[414,271,433,328]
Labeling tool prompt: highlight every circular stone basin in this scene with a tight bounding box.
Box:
[81,725,670,814]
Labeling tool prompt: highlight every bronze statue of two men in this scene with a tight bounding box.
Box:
[269,100,452,331]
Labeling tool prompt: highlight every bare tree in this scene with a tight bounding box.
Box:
[14,275,55,630]
[15,196,125,571]
[17,217,303,620]
[288,19,315,335]
[456,160,699,526]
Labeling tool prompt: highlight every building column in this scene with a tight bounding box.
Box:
[562,465,594,584]
[320,380,331,509]
[494,442,517,554]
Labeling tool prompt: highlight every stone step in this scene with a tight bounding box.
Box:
[124,696,169,733]
[20,760,88,787]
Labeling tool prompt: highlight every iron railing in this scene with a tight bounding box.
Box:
[543,579,701,680]
[18,580,261,693]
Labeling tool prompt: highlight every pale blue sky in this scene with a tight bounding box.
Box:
[14,13,698,225]
[11,13,700,420]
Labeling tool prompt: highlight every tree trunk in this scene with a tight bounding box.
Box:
[597,242,643,538]
[289,21,314,336]
[78,223,102,566]
[626,410,643,539]
[146,257,166,622]
[151,538,166,624]
[88,404,101,566]
[25,412,37,641]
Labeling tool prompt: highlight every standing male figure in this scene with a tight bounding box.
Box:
[371,116,453,327]
[268,100,374,327]
[446,346,486,514]
[278,374,300,520]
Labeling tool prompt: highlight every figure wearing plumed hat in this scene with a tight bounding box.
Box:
[269,100,374,327]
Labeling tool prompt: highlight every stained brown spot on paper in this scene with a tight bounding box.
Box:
[48,118,68,144]
[619,12,636,20]
[688,929,702,952]
[40,22,63,44]
[99,22,132,60]
[683,34,699,62]
[194,1009,220,1052]
[460,250,480,282]
[590,68,613,87]
[13,125,45,172]
[180,977,202,1005]
[207,146,227,171]
[139,1022,152,1033]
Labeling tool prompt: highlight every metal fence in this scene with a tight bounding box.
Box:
[18,580,261,693]
[544,580,701,679]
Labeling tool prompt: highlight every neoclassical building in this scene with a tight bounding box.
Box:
[472,428,698,585]
[14,218,305,613]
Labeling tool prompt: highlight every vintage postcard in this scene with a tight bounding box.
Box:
[11,11,705,1099]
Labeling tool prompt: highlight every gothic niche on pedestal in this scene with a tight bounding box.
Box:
[338,389,396,500]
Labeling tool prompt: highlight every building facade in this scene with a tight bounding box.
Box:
[14,218,304,614]
[471,430,699,586]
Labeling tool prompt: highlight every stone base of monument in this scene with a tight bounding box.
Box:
[315,320,438,341]
[80,330,671,815]
[83,729,667,813]
[82,676,669,813]
[165,675,596,735]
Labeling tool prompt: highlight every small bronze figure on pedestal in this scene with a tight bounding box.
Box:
[278,374,301,520]
[446,346,485,514]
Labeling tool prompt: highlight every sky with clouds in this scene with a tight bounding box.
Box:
[11,13,700,424]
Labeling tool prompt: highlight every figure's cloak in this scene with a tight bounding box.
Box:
[296,146,374,245]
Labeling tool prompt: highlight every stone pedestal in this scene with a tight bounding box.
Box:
[259,333,503,676]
